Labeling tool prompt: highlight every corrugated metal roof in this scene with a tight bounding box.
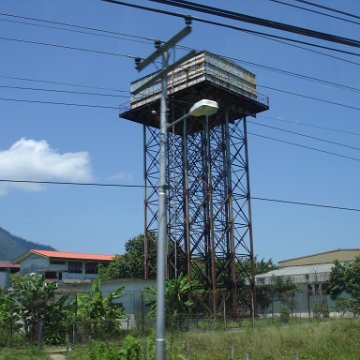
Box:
[257,263,334,279]
[0,261,20,268]
[13,249,114,263]
[278,248,360,267]
[31,250,114,261]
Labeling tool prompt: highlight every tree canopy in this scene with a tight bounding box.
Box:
[329,257,360,315]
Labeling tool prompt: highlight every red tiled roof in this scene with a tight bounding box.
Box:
[0,261,20,268]
[31,250,114,261]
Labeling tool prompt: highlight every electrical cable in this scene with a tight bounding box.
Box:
[248,120,360,151]
[3,10,359,67]
[0,74,129,93]
[3,12,360,94]
[267,0,360,26]
[101,0,360,57]
[0,11,156,42]
[251,196,360,212]
[293,0,360,21]
[0,17,154,46]
[0,178,359,213]
[0,35,139,59]
[258,84,360,111]
[258,115,360,137]
[0,97,119,109]
[0,179,143,188]
[0,84,129,98]
[148,0,360,48]
[248,131,360,162]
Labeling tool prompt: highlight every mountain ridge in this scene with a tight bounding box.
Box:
[0,227,55,261]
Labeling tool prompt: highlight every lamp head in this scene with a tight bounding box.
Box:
[189,99,219,117]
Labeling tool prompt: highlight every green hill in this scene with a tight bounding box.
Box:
[0,227,55,261]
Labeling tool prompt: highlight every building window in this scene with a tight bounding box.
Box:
[50,259,66,265]
[85,262,99,274]
[68,262,82,273]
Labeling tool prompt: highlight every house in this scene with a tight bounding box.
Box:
[0,261,20,288]
[255,248,360,318]
[13,249,114,283]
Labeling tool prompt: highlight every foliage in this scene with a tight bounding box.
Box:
[77,278,125,337]
[100,232,157,280]
[257,275,298,319]
[89,342,119,360]
[145,273,201,328]
[0,288,21,346]
[69,318,360,360]
[313,304,329,319]
[9,274,70,344]
[88,337,141,360]
[329,257,360,315]
[118,335,141,360]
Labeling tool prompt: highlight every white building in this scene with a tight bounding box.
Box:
[255,249,360,317]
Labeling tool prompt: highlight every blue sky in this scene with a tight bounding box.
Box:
[0,0,359,262]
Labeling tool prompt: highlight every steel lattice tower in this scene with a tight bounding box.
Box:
[121,51,269,315]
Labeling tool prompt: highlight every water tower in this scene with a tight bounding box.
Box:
[121,50,269,315]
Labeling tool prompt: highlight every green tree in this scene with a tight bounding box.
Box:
[329,257,360,315]
[145,273,201,328]
[77,278,125,337]
[0,288,20,345]
[10,274,70,344]
[100,232,157,280]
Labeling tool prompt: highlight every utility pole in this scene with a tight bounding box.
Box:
[133,22,192,360]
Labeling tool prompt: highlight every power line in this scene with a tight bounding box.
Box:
[258,85,360,111]
[0,84,129,98]
[248,120,360,151]
[1,178,359,213]
[0,74,128,93]
[1,13,359,116]
[0,35,138,59]
[258,115,360,137]
[0,179,143,188]
[0,16,154,46]
[148,0,360,48]
[4,9,360,69]
[3,12,360,95]
[251,196,360,213]
[267,0,360,26]
[0,97,119,109]
[248,131,360,162]
[101,1,360,57]
[293,0,360,21]
[227,57,360,94]
[0,11,156,42]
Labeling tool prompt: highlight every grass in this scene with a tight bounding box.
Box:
[0,347,51,360]
[5,318,360,359]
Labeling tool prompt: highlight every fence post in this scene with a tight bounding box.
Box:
[186,340,190,360]
[66,333,70,353]
[230,345,235,360]
[245,352,250,360]
[296,350,300,360]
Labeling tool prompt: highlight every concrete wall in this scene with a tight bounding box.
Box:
[74,279,156,317]
[0,271,10,288]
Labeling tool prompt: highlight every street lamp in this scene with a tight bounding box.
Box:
[156,98,219,359]
[167,99,219,128]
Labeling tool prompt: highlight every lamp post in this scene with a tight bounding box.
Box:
[156,98,219,359]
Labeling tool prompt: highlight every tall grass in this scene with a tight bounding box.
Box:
[0,347,51,360]
[67,318,360,359]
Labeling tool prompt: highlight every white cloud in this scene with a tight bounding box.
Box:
[0,138,93,195]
